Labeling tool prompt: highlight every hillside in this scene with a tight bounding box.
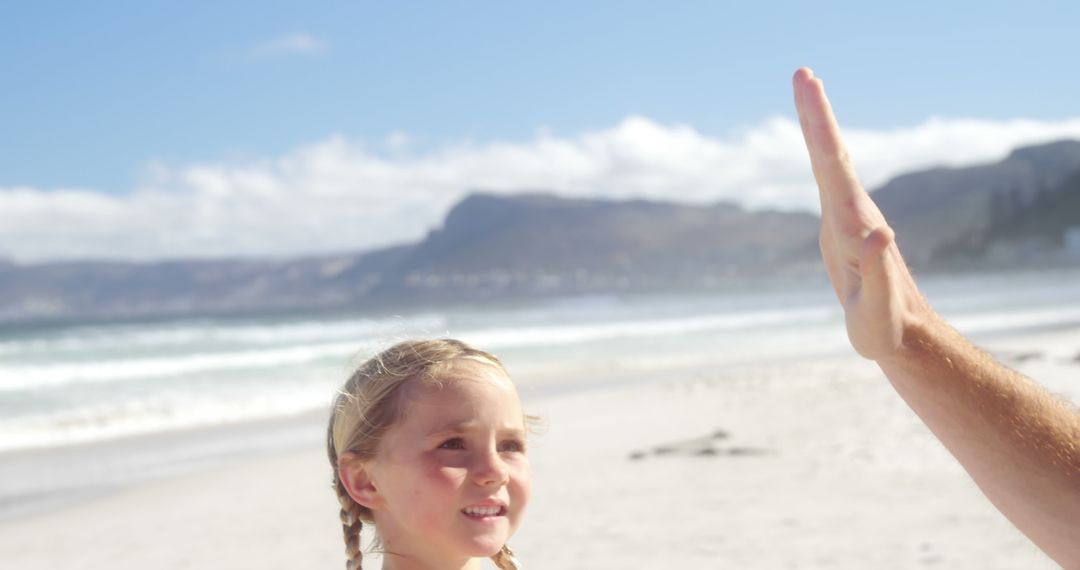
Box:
[3,138,1080,324]
[872,140,1080,265]
[0,194,821,323]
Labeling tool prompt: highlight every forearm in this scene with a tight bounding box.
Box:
[878,313,1080,566]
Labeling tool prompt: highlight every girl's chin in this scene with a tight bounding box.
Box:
[458,535,510,558]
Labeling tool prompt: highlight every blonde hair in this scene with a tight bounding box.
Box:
[326,338,523,570]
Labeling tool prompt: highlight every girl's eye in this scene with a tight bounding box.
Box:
[499,439,526,453]
[438,438,465,450]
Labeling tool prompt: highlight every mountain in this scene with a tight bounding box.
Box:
[0,194,820,324]
[0,253,373,323]
[872,140,1080,265]
[967,167,1080,263]
[4,138,1080,324]
[380,193,820,301]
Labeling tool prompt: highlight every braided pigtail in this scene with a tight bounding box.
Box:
[330,423,366,570]
[335,476,365,569]
[491,544,522,570]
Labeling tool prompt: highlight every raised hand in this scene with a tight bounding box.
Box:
[792,67,1080,567]
[791,68,931,362]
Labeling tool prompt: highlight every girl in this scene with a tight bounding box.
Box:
[327,339,531,570]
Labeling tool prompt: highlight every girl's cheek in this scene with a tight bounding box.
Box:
[512,458,532,482]
[511,464,532,500]
[428,465,468,487]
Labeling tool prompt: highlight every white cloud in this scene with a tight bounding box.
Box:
[249,32,327,58]
[4,114,1080,263]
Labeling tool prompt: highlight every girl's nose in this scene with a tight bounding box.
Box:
[472,449,509,486]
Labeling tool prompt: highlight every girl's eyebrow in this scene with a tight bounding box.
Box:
[425,421,526,438]
[425,421,474,437]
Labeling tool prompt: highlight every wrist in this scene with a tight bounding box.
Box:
[876,302,949,371]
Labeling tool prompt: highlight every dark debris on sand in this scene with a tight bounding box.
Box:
[628,429,775,461]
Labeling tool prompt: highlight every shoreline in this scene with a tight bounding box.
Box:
[1,345,1069,568]
[0,408,331,523]
[0,344,859,524]
[3,321,1077,527]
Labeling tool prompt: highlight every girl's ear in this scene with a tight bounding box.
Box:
[338,452,384,510]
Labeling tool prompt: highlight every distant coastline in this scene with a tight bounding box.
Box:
[3,139,1080,326]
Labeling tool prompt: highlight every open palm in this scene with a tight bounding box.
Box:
[792,69,929,361]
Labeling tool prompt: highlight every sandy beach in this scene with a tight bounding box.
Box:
[2,324,1074,570]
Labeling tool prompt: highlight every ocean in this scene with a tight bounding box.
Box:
[2,268,1079,455]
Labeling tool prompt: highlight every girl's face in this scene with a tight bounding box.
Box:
[367,362,531,566]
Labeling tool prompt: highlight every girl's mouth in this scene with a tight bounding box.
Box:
[461,505,507,519]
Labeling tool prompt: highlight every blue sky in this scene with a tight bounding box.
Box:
[3,1,1080,260]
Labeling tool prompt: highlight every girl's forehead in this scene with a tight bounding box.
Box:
[442,358,513,383]
[392,371,525,434]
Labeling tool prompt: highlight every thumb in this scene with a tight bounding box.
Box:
[858,225,897,305]
[847,226,904,359]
